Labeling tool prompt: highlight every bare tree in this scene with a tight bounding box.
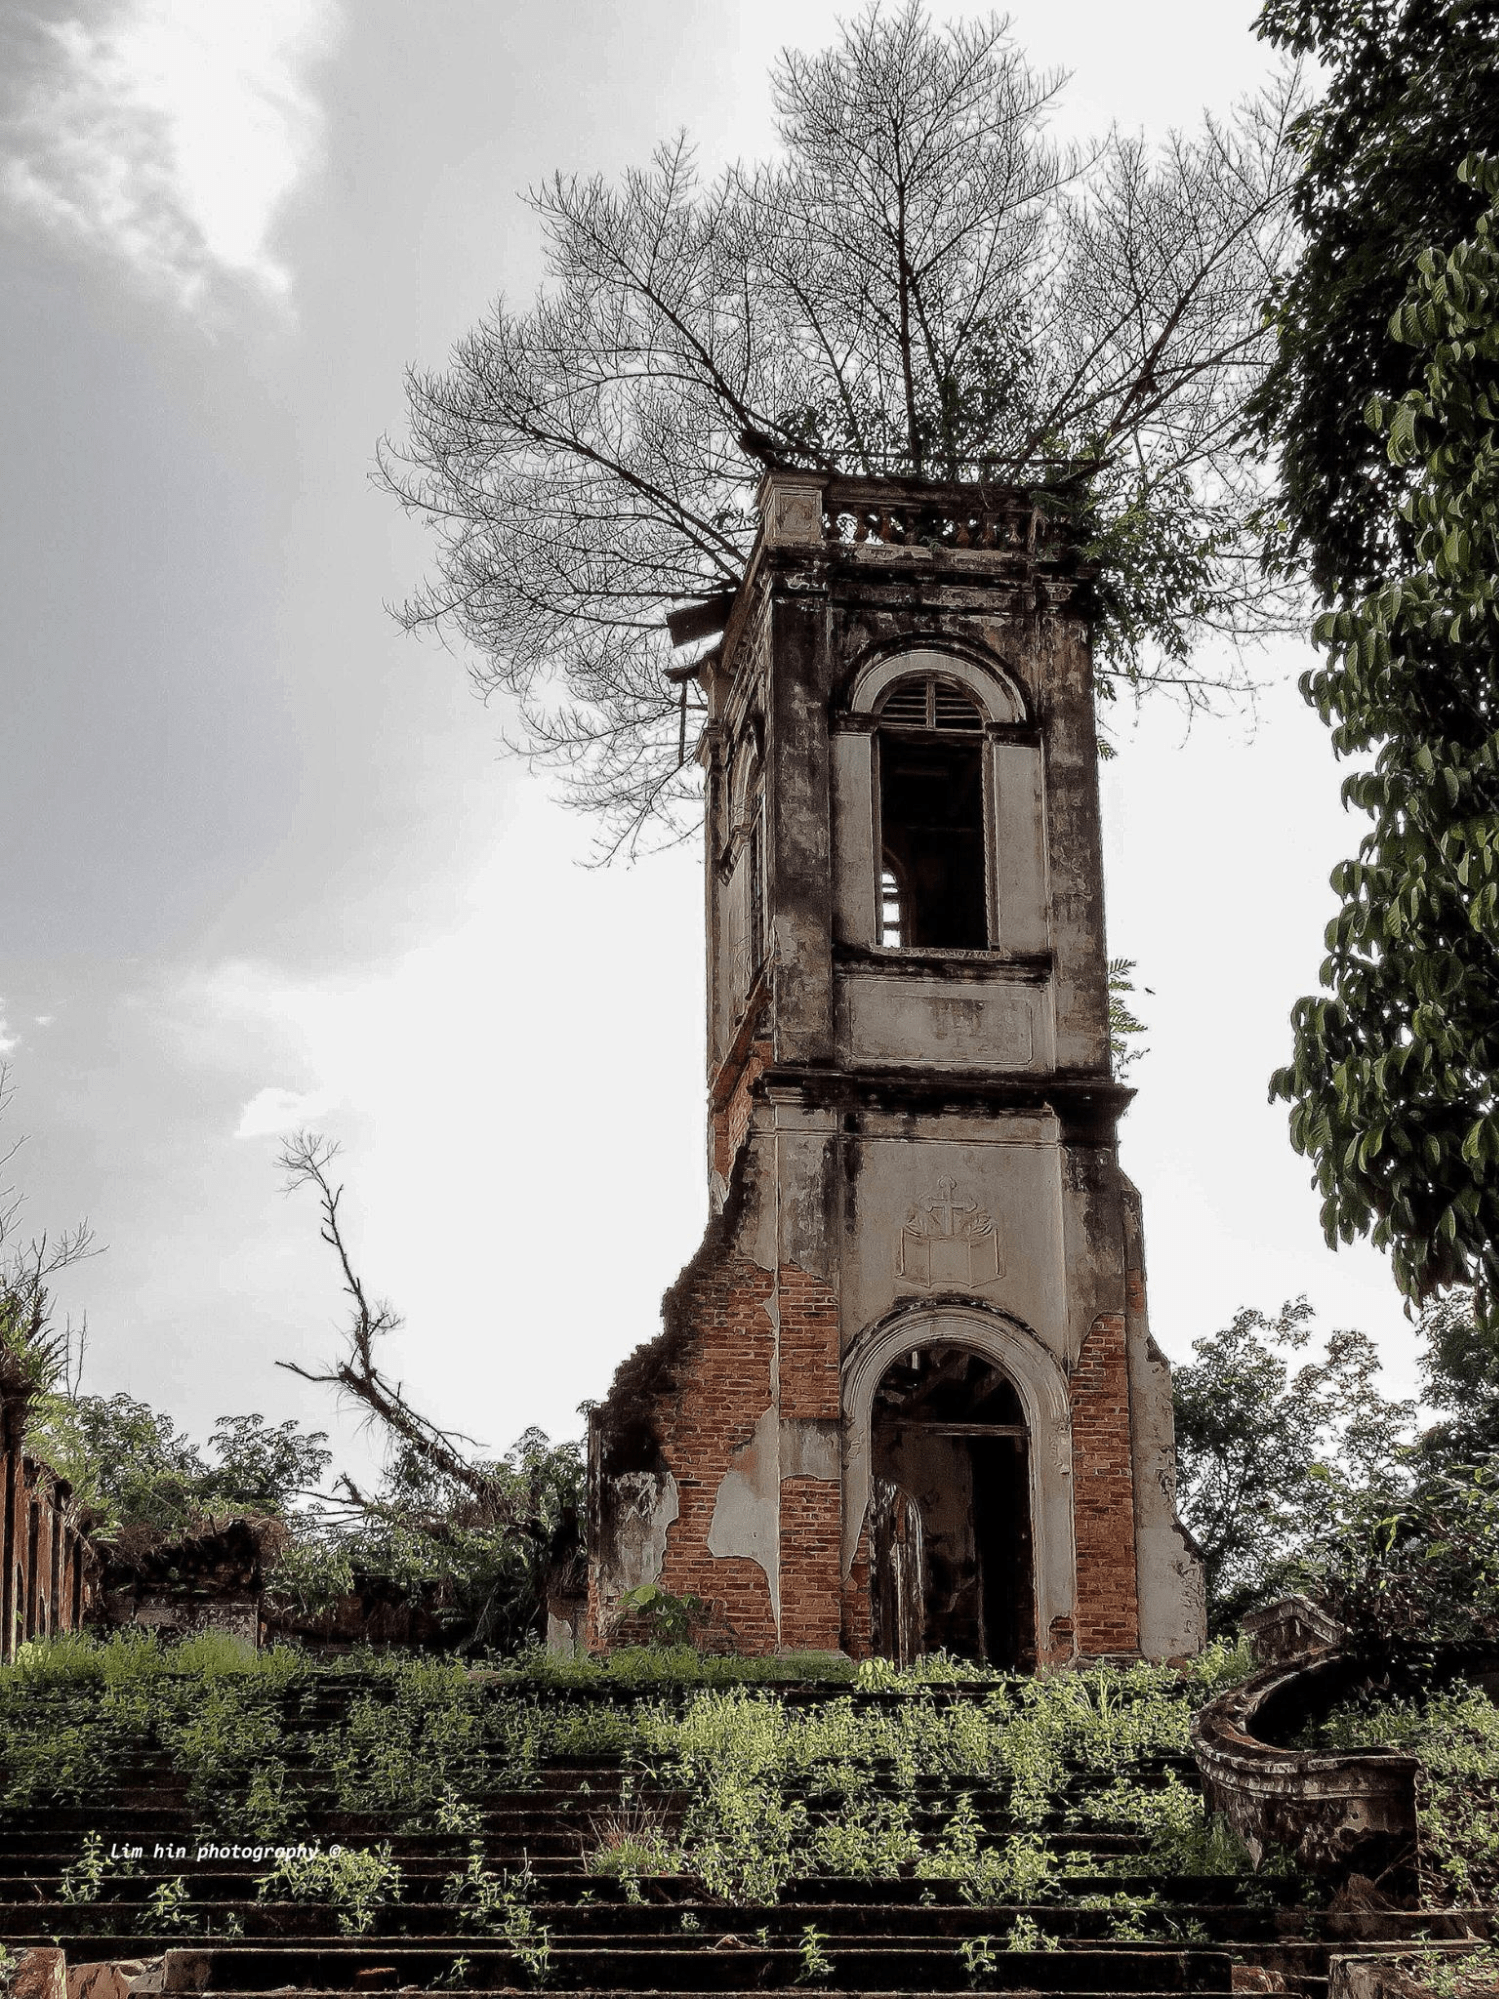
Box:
[275,1133,586,1647]
[380,2,1304,850]
[275,1130,505,1521]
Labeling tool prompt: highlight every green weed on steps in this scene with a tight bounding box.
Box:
[257,1843,401,1935]
[0,1627,1315,1930]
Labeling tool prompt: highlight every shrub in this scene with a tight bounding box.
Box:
[258,1844,401,1935]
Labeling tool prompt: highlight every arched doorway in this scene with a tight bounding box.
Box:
[869,1344,1036,1669]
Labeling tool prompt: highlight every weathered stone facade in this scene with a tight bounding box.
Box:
[1,1401,99,1660]
[589,470,1204,1666]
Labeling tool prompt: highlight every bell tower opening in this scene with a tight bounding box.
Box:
[875,674,988,949]
[869,1345,1035,1670]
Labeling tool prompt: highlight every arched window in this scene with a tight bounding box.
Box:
[876,675,988,949]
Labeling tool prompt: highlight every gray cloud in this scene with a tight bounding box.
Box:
[1,0,341,313]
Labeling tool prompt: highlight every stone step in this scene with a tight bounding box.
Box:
[139,1941,1244,1992]
[0,1870,1311,1905]
[10,1899,1484,1944]
[191,1990,1217,1999]
[8,1670,1472,1999]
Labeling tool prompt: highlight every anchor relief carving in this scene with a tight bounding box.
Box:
[897,1177,1003,1288]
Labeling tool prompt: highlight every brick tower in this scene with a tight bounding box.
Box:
[587,470,1204,1666]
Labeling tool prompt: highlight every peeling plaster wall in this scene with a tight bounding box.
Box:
[831,1106,1070,1366]
[587,1122,846,1652]
[606,1471,680,1592]
[1124,1181,1208,1659]
[707,1404,780,1626]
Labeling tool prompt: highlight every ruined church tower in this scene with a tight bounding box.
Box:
[588,469,1204,1666]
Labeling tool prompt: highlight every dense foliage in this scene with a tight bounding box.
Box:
[7,1628,1493,1967]
[1301,1684,1498,1904]
[1416,1289,1499,1469]
[1251,0,1495,600]
[1175,1287,1497,1650]
[1171,1297,1415,1631]
[32,1394,333,1535]
[1253,0,1497,1319]
[269,1427,585,1652]
[1308,1456,1498,1666]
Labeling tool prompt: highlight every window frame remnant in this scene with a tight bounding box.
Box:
[879,862,906,948]
[725,731,767,1012]
[873,672,993,952]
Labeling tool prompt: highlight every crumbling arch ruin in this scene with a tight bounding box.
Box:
[841,1304,1075,1668]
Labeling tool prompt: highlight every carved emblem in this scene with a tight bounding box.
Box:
[898,1176,1003,1288]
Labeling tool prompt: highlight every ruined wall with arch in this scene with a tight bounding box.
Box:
[0,1405,99,1660]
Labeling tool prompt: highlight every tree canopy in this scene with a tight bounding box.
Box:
[33,1397,334,1536]
[1250,0,1495,600]
[1174,1285,1496,1641]
[1171,1296,1414,1631]
[1255,0,1497,1323]
[382,2,1302,845]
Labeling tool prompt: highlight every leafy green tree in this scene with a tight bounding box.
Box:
[1414,1289,1499,1472]
[1252,0,1497,1322]
[1304,1458,1498,1665]
[273,1429,585,1651]
[200,1412,334,1517]
[1269,159,1497,1319]
[1172,1297,1414,1631]
[36,1393,333,1534]
[50,1393,208,1531]
[1251,0,1494,599]
[275,1133,585,1648]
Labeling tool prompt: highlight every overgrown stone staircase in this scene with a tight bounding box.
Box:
[3,1670,1491,1998]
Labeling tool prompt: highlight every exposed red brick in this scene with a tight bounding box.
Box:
[840,1525,873,1659]
[776,1263,841,1422]
[709,1036,773,1180]
[778,1475,842,1650]
[1070,1311,1141,1654]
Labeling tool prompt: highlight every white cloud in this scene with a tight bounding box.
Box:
[235,1084,337,1139]
[1,0,341,310]
[0,1007,18,1057]
[138,815,712,1450]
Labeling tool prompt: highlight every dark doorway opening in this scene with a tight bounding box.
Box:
[869,1345,1035,1669]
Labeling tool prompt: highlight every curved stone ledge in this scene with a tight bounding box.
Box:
[1191,1650,1420,1880]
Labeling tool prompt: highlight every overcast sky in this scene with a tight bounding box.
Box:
[0,0,1421,1493]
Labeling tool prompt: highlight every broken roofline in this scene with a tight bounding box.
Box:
[665,467,1101,655]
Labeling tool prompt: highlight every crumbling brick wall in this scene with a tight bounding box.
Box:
[710,1036,772,1183]
[589,1138,847,1656]
[775,1263,842,1652]
[651,1247,780,1648]
[590,1148,779,1651]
